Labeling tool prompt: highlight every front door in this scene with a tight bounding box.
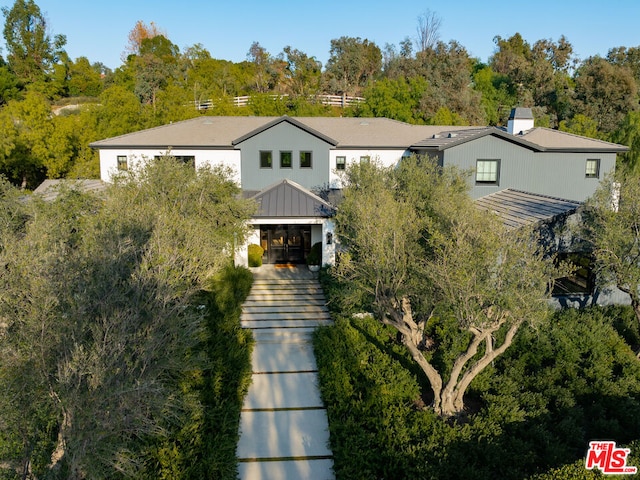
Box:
[261,225,311,264]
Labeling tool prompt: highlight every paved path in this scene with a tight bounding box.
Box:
[237,266,335,480]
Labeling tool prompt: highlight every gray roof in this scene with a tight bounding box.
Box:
[33,179,107,202]
[89,115,628,154]
[87,116,496,150]
[475,189,580,229]
[251,179,335,218]
[509,107,534,120]
[413,126,628,153]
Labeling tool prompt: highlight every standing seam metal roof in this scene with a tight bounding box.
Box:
[475,189,581,229]
[250,179,335,218]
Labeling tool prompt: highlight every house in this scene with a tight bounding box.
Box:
[90,109,628,271]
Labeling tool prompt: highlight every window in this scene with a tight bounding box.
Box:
[360,155,370,164]
[154,155,195,168]
[300,151,312,168]
[280,151,292,168]
[586,159,600,178]
[117,155,128,171]
[176,155,195,167]
[475,159,500,185]
[260,151,272,168]
[552,253,595,296]
[336,156,346,170]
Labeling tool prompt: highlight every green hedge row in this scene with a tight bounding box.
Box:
[313,305,640,480]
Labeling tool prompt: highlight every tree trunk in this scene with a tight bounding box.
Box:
[631,295,640,326]
[380,296,444,413]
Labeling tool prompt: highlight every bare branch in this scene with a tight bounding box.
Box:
[416,10,443,53]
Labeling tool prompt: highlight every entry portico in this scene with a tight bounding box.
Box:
[237,179,336,267]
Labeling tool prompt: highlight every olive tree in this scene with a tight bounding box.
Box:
[583,170,640,325]
[334,157,557,417]
[0,157,255,478]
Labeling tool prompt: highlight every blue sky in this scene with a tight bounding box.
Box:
[1,0,639,70]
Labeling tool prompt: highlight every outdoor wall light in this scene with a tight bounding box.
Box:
[326,232,333,244]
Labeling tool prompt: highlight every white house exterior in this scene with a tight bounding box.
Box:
[90,112,628,270]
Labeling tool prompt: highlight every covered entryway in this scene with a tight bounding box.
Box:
[237,179,337,269]
[260,225,311,264]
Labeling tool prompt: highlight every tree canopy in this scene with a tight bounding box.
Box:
[0,157,255,477]
[0,1,639,185]
[333,157,559,416]
[583,169,640,327]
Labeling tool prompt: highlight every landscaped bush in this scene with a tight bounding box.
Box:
[306,241,322,266]
[314,275,640,480]
[247,243,264,267]
[144,264,254,479]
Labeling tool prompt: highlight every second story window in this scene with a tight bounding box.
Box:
[360,155,370,164]
[476,159,500,185]
[280,151,292,168]
[300,151,312,168]
[336,156,346,170]
[260,151,272,168]
[586,159,600,178]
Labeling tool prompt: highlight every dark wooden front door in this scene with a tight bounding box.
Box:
[260,225,311,264]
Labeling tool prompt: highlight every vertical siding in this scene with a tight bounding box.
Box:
[238,122,332,191]
[444,136,616,202]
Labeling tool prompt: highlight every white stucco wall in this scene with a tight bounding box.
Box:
[328,149,410,188]
[99,148,241,185]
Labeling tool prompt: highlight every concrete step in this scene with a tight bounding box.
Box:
[251,342,318,373]
[250,328,316,344]
[243,372,324,410]
[242,319,333,329]
[241,312,331,321]
[238,458,334,480]
[252,279,319,285]
[251,280,322,292]
[244,299,326,309]
[237,409,332,460]
[246,292,326,300]
[243,305,328,313]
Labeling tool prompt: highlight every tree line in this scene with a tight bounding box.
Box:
[1,1,640,188]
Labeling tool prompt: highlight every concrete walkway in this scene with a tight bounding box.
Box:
[237,266,335,480]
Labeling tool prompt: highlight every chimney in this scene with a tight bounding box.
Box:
[507,107,534,135]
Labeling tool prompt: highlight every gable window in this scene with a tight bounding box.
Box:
[260,151,272,168]
[280,151,292,168]
[360,155,370,164]
[586,159,600,178]
[336,156,346,170]
[300,151,312,168]
[117,155,128,171]
[476,159,500,185]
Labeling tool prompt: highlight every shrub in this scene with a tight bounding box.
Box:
[314,304,640,480]
[247,243,264,267]
[306,241,322,266]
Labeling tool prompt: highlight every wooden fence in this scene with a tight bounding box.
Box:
[191,94,365,110]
